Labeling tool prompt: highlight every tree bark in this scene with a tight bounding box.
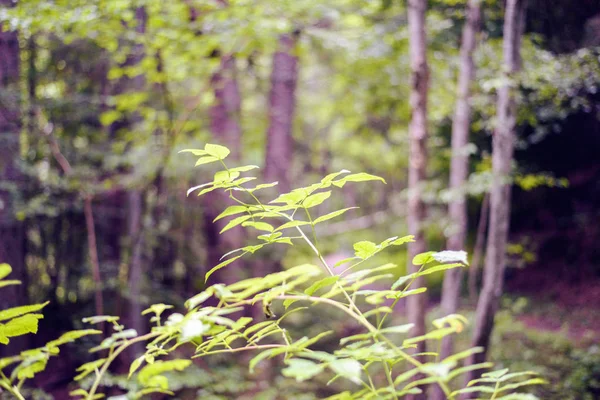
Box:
[125,6,147,358]
[435,3,482,393]
[463,0,527,390]
[203,54,244,285]
[469,193,490,304]
[0,0,28,356]
[264,33,299,194]
[406,1,429,398]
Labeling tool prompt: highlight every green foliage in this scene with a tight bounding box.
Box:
[67,144,542,399]
[0,266,100,400]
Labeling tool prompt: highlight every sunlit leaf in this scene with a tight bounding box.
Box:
[313,207,359,224]
[204,143,230,159]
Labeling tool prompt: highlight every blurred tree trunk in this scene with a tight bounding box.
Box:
[203,54,243,285]
[464,0,527,390]
[468,193,490,304]
[407,0,429,400]
[406,0,429,398]
[125,6,147,358]
[0,0,28,355]
[264,33,299,194]
[435,1,482,390]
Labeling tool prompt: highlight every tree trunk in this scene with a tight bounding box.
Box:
[123,6,147,358]
[406,1,429,398]
[203,54,244,285]
[264,33,299,194]
[0,0,28,356]
[435,3,482,393]
[469,193,490,304]
[464,0,527,390]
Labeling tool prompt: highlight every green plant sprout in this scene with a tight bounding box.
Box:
[2,143,543,399]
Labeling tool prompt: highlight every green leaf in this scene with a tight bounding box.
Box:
[313,207,358,224]
[249,348,279,372]
[275,220,311,231]
[0,280,21,288]
[329,359,362,384]
[229,165,260,173]
[270,191,306,205]
[494,394,540,400]
[447,362,494,381]
[75,358,106,381]
[138,359,191,387]
[245,182,279,193]
[282,358,324,382]
[46,329,102,348]
[333,257,357,268]
[220,215,252,234]
[185,290,213,309]
[141,303,173,317]
[204,143,230,159]
[0,302,49,322]
[241,221,274,232]
[353,241,379,259]
[214,205,250,222]
[69,389,89,397]
[129,356,145,378]
[178,149,207,156]
[195,156,219,166]
[332,173,386,188]
[418,263,464,277]
[391,275,412,290]
[380,323,415,335]
[412,251,436,265]
[214,170,240,183]
[0,314,43,341]
[302,191,332,208]
[305,276,339,296]
[391,235,415,246]
[403,327,456,346]
[205,255,243,282]
[321,169,351,184]
[394,368,420,385]
[482,368,509,379]
[0,264,12,280]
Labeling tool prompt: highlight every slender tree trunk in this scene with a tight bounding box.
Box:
[469,193,490,304]
[435,3,482,393]
[264,33,299,194]
[464,0,526,390]
[125,6,147,358]
[203,54,244,284]
[0,3,28,357]
[406,1,429,398]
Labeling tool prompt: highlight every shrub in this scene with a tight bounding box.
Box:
[2,144,544,399]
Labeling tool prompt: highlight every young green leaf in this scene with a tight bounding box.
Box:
[313,207,358,224]
[195,156,219,166]
[241,221,274,232]
[353,241,379,259]
[204,143,230,159]
[282,359,324,382]
[298,191,330,208]
[412,251,436,265]
[220,215,252,234]
[0,264,12,280]
[205,255,243,282]
[329,359,362,384]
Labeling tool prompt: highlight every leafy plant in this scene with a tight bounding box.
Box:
[0,264,100,399]
[69,143,543,399]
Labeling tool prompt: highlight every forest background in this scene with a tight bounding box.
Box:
[0,0,599,399]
